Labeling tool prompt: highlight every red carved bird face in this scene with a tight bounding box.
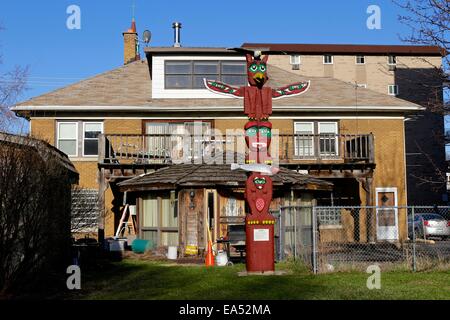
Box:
[246,54,269,88]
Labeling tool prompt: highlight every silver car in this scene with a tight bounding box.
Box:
[408,213,450,240]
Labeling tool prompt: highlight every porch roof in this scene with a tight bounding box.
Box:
[116,164,333,192]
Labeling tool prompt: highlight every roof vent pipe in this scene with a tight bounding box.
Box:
[172,22,182,47]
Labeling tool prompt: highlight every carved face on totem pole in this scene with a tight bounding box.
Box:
[246,54,269,89]
[245,172,273,215]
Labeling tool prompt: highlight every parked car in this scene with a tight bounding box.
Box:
[408,213,450,240]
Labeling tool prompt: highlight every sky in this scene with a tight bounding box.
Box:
[0,0,446,132]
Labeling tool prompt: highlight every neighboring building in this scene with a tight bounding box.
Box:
[243,43,447,205]
[13,20,436,250]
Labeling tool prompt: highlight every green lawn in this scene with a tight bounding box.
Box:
[69,259,450,300]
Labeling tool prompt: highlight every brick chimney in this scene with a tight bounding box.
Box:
[123,18,140,64]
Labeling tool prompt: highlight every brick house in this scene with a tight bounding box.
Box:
[12,20,446,249]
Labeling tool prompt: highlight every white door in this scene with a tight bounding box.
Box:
[376,188,399,241]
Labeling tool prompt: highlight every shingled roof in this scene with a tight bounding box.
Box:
[14,58,421,110]
[117,164,333,192]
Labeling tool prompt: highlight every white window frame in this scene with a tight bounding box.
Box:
[318,122,339,157]
[388,85,399,96]
[355,55,365,65]
[294,121,315,157]
[290,55,301,65]
[375,187,399,241]
[57,121,78,157]
[323,54,334,65]
[388,55,397,65]
[82,122,104,157]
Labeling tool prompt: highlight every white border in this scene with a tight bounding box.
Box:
[388,85,399,96]
[323,54,334,64]
[57,121,78,157]
[375,187,399,241]
[318,121,339,157]
[355,55,365,65]
[82,121,104,157]
[12,104,424,112]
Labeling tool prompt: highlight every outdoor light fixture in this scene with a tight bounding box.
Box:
[189,190,195,209]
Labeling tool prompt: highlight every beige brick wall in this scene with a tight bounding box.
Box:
[268,54,442,96]
[30,119,55,144]
[104,119,142,134]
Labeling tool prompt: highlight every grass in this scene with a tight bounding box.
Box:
[66,259,450,300]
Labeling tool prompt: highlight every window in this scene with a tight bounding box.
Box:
[83,122,103,156]
[141,192,178,247]
[57,122,78,156]
[294,121,339,158]
[165,60,247,89]
[145,121,212,161]
[323,55,333,64]
[388,55,397,65]
[356,83,367,88]
[57,121,103,157]
[290,55,301,65]
[356,55,365,64]
[294,122,314,157]
[318,122,338,157]
[388,85,399,96]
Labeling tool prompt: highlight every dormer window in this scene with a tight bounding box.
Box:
[165,60,246,89]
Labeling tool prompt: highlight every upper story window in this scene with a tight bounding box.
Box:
[356,55,365,64]
[57,122,78,157]
[290,55,301,65]
[388,55,397,65]
[323,54,334,64]
[165,60,247,89]
[57,121,103,157]
[388,84,399,96]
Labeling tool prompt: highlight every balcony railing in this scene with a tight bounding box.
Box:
[98,133,374,166]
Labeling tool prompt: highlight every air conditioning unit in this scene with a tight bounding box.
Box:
[388,65,396,71]
[292,64,300,70]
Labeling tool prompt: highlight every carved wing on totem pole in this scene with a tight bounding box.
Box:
[272,81,310,100]
[203,79,244,98]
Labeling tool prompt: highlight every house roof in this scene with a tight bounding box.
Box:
[117,163,333,192]
[242,43,447,56]
[14,57,421,112]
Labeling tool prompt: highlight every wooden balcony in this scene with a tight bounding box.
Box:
[98,133,375,171]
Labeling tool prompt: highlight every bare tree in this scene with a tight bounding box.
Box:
[0,134,74,296]
[393,0,449,192]
[0,24,28,132]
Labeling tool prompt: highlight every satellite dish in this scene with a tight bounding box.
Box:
[142,30,152,45]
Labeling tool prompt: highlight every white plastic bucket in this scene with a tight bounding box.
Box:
[167,246,178,260]
[215,250,228,266]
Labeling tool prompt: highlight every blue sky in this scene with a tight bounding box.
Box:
[0,0,446,133]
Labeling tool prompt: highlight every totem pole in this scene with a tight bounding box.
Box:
[205,52,310,272]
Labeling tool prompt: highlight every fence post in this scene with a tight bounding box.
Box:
[412,206,416,272]
[312,206,318,274]
[293,205,297,260]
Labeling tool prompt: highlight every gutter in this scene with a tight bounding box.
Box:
[12,104,425,113]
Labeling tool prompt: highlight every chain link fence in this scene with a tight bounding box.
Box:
[276,206,450,273]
